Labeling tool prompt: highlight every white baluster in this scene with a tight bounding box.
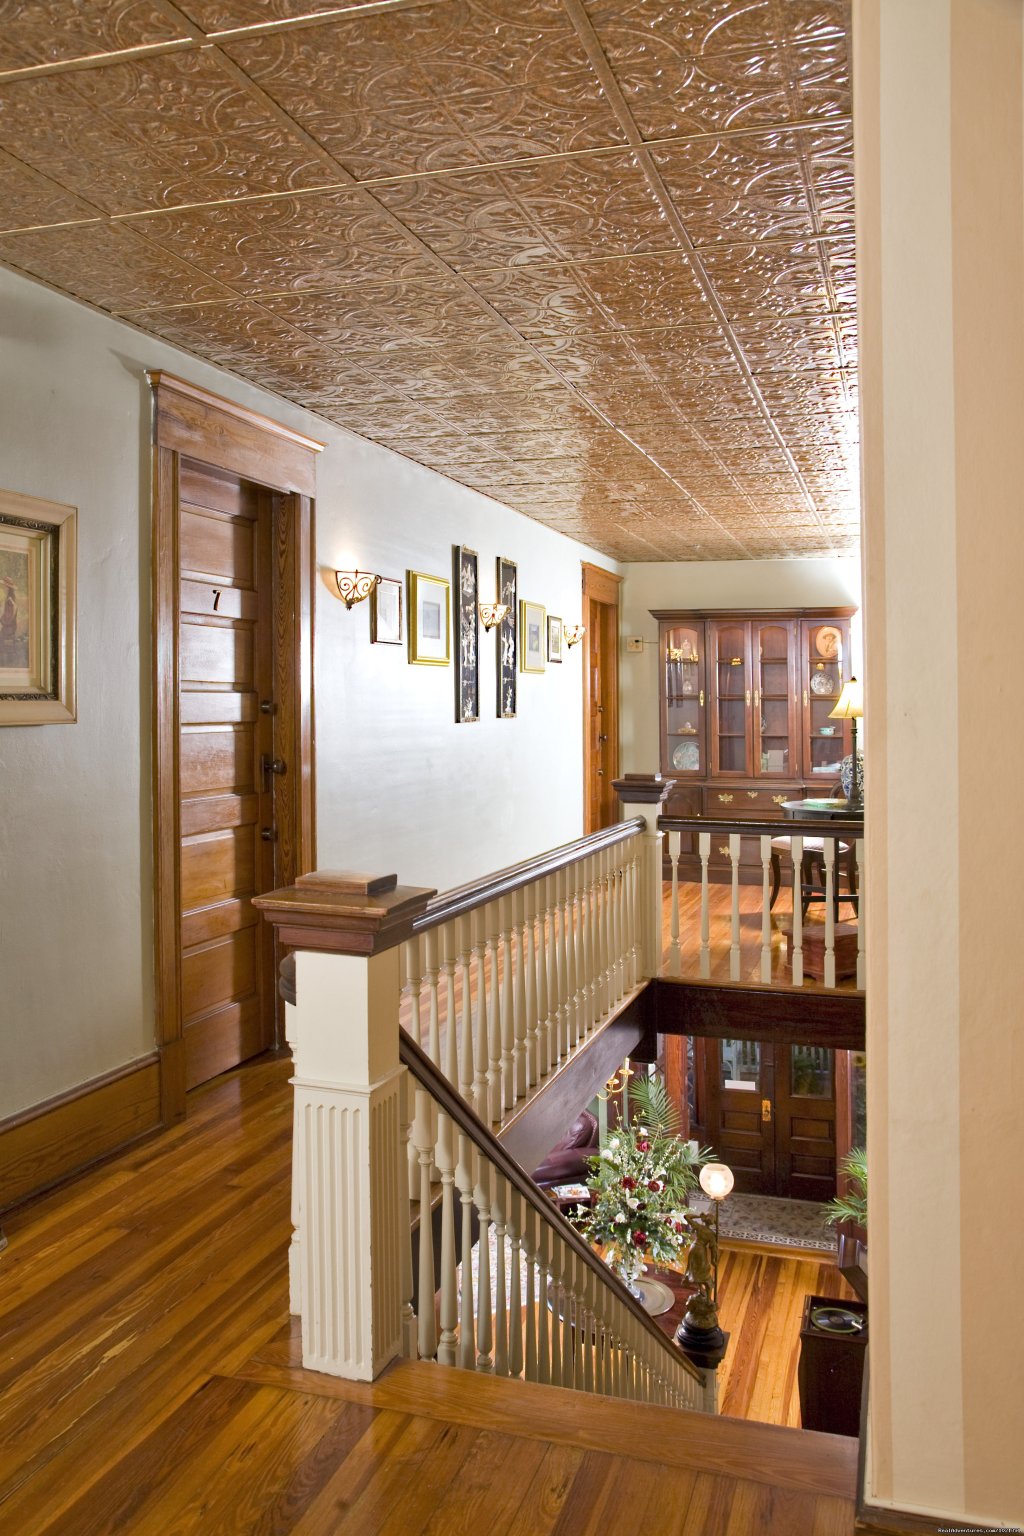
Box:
[474,1159,493,1373]
[492,1172,509,1376]
[402,936,422,1047]
[584,854,599,1029]
[668,829,681,976]
[610,855,623,1006]
[435,1107,458,1366]
[471,908,489,1116]
[457,915,474,1101]
[486,901,502,1125]
[522,1196,538,1384]
[554,866,569,1060]
[423,929,440,1067]
[559,1248,575,1391]
[598,846,612,1020]
[455,1135,476,1370]
[441,922,458,1092]
[760,833,772,984]
[512,888,528,1098]
[537,1214,552,1386]
[699,831,711,979]
[413,1086,437,1363]
[824,836,836,989]
[499,894,515,1113]
[581,1266,596,1395]
[523,881,540,1085]
[729,831,741,982]
[508,1198,524,1380]
[791,834,804,985]
[534,877,551,1078]
[563,864,579,1050]
[856,836,865,990]
[398,1068,417,1358]
[573,861,587,1036]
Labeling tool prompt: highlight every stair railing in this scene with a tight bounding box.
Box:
[400,1028,711,1411]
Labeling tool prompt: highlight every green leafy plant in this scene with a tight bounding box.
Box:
[574,1073,711,1284]
[823,1146,867,1230]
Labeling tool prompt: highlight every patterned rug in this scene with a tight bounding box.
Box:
[691,1192,837,1253]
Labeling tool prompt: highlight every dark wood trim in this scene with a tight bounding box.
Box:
[398,1025,705,1390]
[583,562,620,835]
[651,606,856,622]
[0,1054,161,1214]
[856,1501,988,1533]
[151,374,320,1120]
[660,814,864,838]
[654,978,865,1051]
[612,774,677,805]
[580,560,622,604]
[416,818,645,933]
[254,874,436,957]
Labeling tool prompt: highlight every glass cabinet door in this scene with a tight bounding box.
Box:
[753,620,797,778]
[709,620,752,776]
[662,623,705,776]
[801,620,851,782]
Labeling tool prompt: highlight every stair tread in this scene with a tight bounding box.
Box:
[229,1355,856,1501]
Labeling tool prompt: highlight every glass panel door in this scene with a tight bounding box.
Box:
[663,623,704,776]
[754,620,796,778]
[709,620,751,776]
[802,620,850,783]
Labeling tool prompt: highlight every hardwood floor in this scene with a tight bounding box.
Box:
[0,1056,857,1534]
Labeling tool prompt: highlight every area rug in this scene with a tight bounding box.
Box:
[690,1192,837,1253]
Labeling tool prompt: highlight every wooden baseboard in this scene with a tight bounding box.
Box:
[856,1501,999,1533]
[0,1053,161,1213]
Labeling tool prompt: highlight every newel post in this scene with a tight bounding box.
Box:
[612,775,676,978]
[253,870,435,1381]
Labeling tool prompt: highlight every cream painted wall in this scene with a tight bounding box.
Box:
[619,558,861,773]
[857,0,1024,1523]
[0,265,614,1119]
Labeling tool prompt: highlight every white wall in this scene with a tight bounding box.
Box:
[619,558,862,772]
[0,265,614,1119]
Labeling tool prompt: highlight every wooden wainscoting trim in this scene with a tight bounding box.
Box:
[0,1054,161,1214]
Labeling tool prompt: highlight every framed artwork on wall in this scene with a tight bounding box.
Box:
[370,576,403,644]
[520,600,546,674]
[496,555,517,717]
[453,544,479,722]
[408,570,450,665]
[0,487,77,726]
[547,615,563,663]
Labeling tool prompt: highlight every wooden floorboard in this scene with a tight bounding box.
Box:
[0,1054,857,1535]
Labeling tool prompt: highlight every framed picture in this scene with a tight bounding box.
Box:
[408,569,450,666]
[0,487,77,726]
[370,576,402,645]
[453,544,479,722]
[547,614,563,663]
[520,600,546,674]
[496,555,517,717]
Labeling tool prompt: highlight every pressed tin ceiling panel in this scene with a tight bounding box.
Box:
[0,0,858,561]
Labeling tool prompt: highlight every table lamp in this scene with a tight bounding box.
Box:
[829,677,863,811]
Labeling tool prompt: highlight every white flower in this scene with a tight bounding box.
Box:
[608,1136,620,1149]
[614,1211,627,1224]
[626,1196,639,1210]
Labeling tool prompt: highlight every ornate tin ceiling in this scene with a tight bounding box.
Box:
[0,0,857,561]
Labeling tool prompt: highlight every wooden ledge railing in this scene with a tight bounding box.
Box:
[400,1030,710,1411]
[658,814,865,991]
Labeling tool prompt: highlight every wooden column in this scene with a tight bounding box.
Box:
[254,870,435,1381]
[611,775,676,978]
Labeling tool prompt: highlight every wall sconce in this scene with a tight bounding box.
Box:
[564,623,586,648]
[477,600,509,632]
[334,570,380,609]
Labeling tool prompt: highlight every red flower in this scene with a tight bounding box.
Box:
[647,1179,662,1192]
[621,1176,636,1190]
[638,1141,650,1152]
[632,1230,647,1247]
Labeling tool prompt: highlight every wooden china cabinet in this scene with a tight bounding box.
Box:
[653,607,856,878]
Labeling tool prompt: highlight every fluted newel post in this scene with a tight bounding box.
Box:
[253,869,435,1382]
[612,774,676,978]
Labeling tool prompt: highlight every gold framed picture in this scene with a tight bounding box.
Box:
[408,570,450,666]
[0,487,77,726]
[520,599,546,674]
[370,575,403,645]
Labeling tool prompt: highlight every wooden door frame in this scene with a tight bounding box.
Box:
[150,373,323,1124]
[581,561,621,834]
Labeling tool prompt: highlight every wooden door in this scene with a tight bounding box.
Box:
[582,563,621,833]
[774,1045,838,1201]
[800,617,852,782]
[153,373,321,1121]
[753,619,798,779]
[708,619,753,777]
[178,463,277,1092]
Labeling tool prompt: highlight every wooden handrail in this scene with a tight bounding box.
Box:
[414,817,646,935]
[659,815,863,839]
[398,1025,705,1387]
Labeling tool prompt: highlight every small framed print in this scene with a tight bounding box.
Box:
[0,487,77,726]
[547,614,563,664]
[453,544,479,722]
[408,570,450,666]
[370,576,403,645]
[520,599,546,674]
[496,555,517,717]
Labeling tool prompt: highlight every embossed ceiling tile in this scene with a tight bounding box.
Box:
[133,297,339,364]
[699,239,833,318]
[258,285,505,350]
[583,1,780,67]
[137,193,435,294]
[177,0,380,28]
[0,223,239,311]
[436,394,598,435]
[790,36,850,122]
[754,371,851,413]
[372,154,679,270]
[465,262,625,336]
[530,330,652,383]
[479,426,624,461]
[729,319,845,372]
[625,329,747,378]
[0,0,188,71]
[608,47,789,142]
[0,149,99,233]
[579,254,711,329]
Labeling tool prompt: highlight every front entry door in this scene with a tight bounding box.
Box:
[694,1038,837,1199]
[582,563,621,833]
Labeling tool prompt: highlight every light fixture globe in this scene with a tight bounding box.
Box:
[699,1162,735,1202]
[477,600,509,631]
[563,623,586,648]
[334,570,380,609]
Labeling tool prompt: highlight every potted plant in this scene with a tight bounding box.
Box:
[824,1146,867,1302]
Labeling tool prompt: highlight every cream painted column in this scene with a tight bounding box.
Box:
[856,0,1024,1524]
[254,872,435,1381]
[612,775,675,977]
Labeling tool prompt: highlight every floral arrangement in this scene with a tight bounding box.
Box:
[574,1075,710,1289]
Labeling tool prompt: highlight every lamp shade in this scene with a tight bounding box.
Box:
[828,676,863,720]
[699,1162,735,1201]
